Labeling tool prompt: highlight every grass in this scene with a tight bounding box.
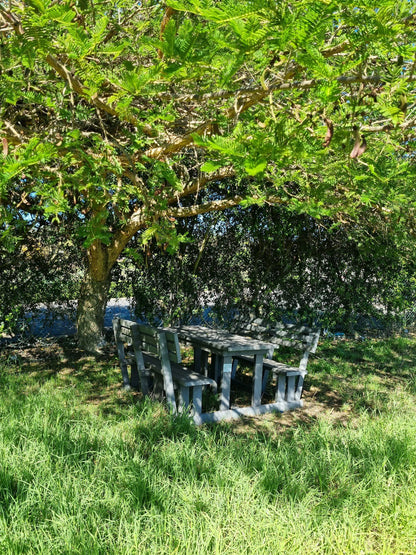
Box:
[1,335,416,553]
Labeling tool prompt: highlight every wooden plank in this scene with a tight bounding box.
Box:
[148,361,217,388]
[172,325,274,353]
[252,353,263,407]
[194,400,303,425]
[192,386,203,416]
[142,352,161,370]
[219,355,233,411]
[165,331,182,364]
[158,331,177,413]
[137,325,159,354]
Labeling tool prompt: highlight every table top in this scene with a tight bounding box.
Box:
[166,325,275,354]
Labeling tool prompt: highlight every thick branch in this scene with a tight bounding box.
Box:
[144,121,217,159]
[107,190,286,267]
[150,64,413,106]
[172,166,237,204]
[167,194,285,220]
[107,166,237,265]
[45,55,154,137]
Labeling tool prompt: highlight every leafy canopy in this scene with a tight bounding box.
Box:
[1,0,416,265]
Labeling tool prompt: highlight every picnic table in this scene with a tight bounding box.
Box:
[167,325,280,423]
[114,319,314,424]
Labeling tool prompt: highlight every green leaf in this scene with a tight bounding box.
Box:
[200,161,222,172]
[244,159,267,176]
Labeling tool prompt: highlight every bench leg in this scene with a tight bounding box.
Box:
[261,368,270,395]
[199,350,209,377]
[195,349,214,386]
[130,360,140,390]
[192,385,203,416]
[276,373,286,402]
[139,372,151,396]
[120,360,131,389]
[178,386,190,412]
[231,358,238,380]
[252,354,263,407]
[153,376,164,400]
[295,374,305,402]
[286,375,296,402]
[220,355,233,411]
[274,372,304,404]
[209,354,222,383]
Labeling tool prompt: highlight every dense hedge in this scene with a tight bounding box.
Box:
[125,205,416,333]
[0,219,82,337]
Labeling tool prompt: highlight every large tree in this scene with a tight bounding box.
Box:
[1,0,416,350]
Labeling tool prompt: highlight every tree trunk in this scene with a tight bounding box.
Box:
[77,271,111,352]
[77,241,112,352]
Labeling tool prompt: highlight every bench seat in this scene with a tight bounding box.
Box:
[231,320,320,404]
[232,353,302,375]
[143,352,217,388]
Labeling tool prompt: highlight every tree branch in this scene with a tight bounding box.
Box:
[173,166,237,204]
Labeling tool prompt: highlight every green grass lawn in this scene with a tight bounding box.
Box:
[1,335,416,554]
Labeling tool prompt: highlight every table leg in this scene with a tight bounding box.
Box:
[194,347,209,376]
[200,350,209,376]
[252,353,263,407]
[210,354,223,384]
[220,355,233,411]
[194,346,202,371]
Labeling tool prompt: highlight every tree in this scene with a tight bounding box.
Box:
[1,0,416,350]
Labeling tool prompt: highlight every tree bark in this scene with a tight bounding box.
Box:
[77,240,112,352]
[77,271,111,352]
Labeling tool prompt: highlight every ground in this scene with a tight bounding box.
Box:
[3,333,413,437]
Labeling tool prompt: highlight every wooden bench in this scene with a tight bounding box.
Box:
[113,317,217,420]
[231,319,320,405]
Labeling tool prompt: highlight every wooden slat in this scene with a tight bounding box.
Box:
[172,367,217,388]
[158,330,177,413]
[194,400,303,425]
[147,360,217,388]
[165,331,182,364]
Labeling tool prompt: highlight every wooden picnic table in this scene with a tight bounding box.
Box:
[166,325,275,419]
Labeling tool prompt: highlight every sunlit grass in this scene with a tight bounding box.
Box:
[1,335,416,553]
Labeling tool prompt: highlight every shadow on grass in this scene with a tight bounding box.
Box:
[0,336,136,416]
[1,334,416,439]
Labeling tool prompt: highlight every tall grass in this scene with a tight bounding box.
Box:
[0,336,416,553]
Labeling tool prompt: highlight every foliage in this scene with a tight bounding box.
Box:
[1,1,416,346]
[1,335,416,552]
[127,204,416,332]
[0,217,82,336]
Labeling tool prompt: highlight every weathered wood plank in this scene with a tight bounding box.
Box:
[158,330,177,413]
[194,400,303,425]
[219,355,233,411]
